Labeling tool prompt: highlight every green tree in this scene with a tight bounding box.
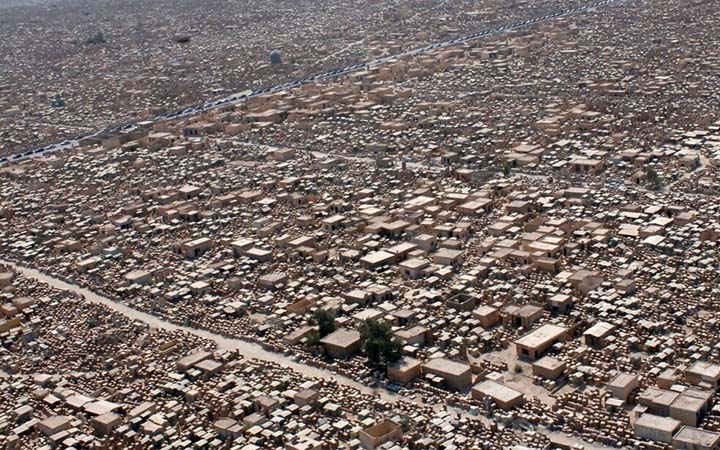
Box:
[305,329,321,349]
[645,166,663,190]
[502,162,512,177]
[51,94,65,108]
[86,31,106,45]
[310,308,336,338]
[359,319,403,370]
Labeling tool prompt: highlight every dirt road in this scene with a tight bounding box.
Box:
[1,258,618,449]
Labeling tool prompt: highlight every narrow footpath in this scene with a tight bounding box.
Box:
[0,259,399,400]
[1,258,617,450]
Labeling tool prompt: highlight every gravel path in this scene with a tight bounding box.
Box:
[2,258,619,449]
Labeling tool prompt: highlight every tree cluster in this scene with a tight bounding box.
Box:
[359,319,403,370]
[86,31,107,45]
[645,166,663,190]
[305,308,337,349]
[305,312,402,371]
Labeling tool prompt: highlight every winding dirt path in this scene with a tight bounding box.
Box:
[0,259,403,403]
[2,258,617,449]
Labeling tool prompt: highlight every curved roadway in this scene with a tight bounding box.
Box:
[3,258,617,449]
[0,259,402,402]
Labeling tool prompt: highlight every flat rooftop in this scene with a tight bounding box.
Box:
[473,380,524,404]
[673,426,720,447]
[515,324,568,348]
[320,328,361,348]
[423,358,470,377]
